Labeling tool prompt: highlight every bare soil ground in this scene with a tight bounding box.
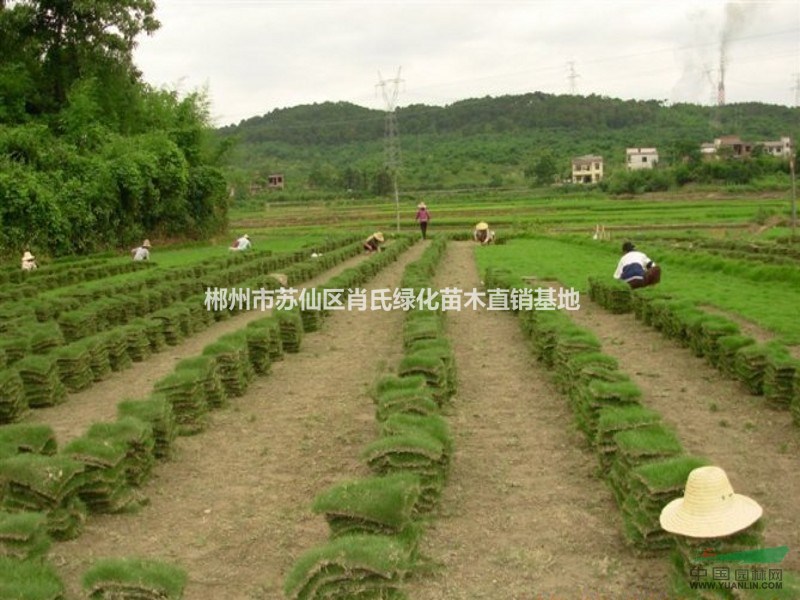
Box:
[569,298,800,573]
[27,252,371,446]
[405,242,670,600]
[50,244,428,598]
[34,241,799,599]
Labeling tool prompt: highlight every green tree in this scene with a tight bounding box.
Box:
[526,152,559,186]
[0,4,229,254]
[372,167,393,196]
[1,0,159,112]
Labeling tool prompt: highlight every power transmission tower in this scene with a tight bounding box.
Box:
[376,68,403,233]
[704,68,722,131]
[567,61,580,95]
[792,73,800,108]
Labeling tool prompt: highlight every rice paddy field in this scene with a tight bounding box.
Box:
[1,190,799,599]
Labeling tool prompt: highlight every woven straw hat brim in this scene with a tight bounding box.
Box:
[659,494,762,538]
[476,222,489,231]
[418,203,426,208]
[142,239,152,248]
[374,233,385,242]
[23,252,35,260]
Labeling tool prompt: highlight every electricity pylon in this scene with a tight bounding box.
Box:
[376,67,403,232]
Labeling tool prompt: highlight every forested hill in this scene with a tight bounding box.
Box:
[222,94,796,145]
[217,93,800,194]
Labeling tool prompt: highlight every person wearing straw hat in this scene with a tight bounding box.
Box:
[363,232,385,253]
[131,239,151,261]
[659,465,763,538]
[21,250,37,271]
[613,241,661,289]
[415,202,431,240]
[230,233,252,251]
[473,222,495,245]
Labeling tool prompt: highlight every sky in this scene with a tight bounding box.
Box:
[132,0,800,127]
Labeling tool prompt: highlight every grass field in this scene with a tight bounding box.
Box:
[3,189,800,599]
[475,235,800,343]
[230,189,792,236]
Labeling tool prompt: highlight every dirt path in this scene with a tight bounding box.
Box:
[28,252,371,446]
[569,300,800,571]
[51,243,428,599]
[406,242,669,600]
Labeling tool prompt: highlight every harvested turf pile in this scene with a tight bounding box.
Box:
[312,473,422,544]
[0,556,65,599]
[284,534,413,600]
[82,557,187,600]
[0,454,87,540]
[0,510,51,559]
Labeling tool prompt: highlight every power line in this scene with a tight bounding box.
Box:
[376,67,403,233]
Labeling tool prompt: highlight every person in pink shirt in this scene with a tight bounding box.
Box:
[415,202,431,240]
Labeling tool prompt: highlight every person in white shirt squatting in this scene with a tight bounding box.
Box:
[613,241,661,289]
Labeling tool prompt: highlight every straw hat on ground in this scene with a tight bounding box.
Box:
[142,239,152,248]
[659,466,763,538]
[373,232,385,242]
[475,222,489,231]
[22,251,35,261]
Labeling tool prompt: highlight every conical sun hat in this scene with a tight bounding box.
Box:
[22,251,35,261]
[418,202,426,209]
[142,239,152,248]
[659,466,762,538]
[476,222,489,231]
[374,232,385,242]
[244,234,250,239]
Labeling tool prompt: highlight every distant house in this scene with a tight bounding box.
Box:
[626,147,658,171]
[759,136,793,159]
[715,135,752,158]
[699,135,792,160]
[700,142,716,158]
[268,173,285,190]
[571,155,603,183]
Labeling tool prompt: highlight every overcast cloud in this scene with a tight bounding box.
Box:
[132,0,800,127]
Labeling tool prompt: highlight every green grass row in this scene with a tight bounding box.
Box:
[0,235,419,598]
[474,235,800,344]
[0,238,365,424]
[285,237,455,600]
[588,278,800,426]
[510,282,800,597]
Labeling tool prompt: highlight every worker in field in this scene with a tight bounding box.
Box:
[21,251,38,271]
[364,232,384,253]
[230,233,251,251]
[132,239,151,261]
[415,202,431,240]
[473,222,495,245]
[613,241,661,289]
